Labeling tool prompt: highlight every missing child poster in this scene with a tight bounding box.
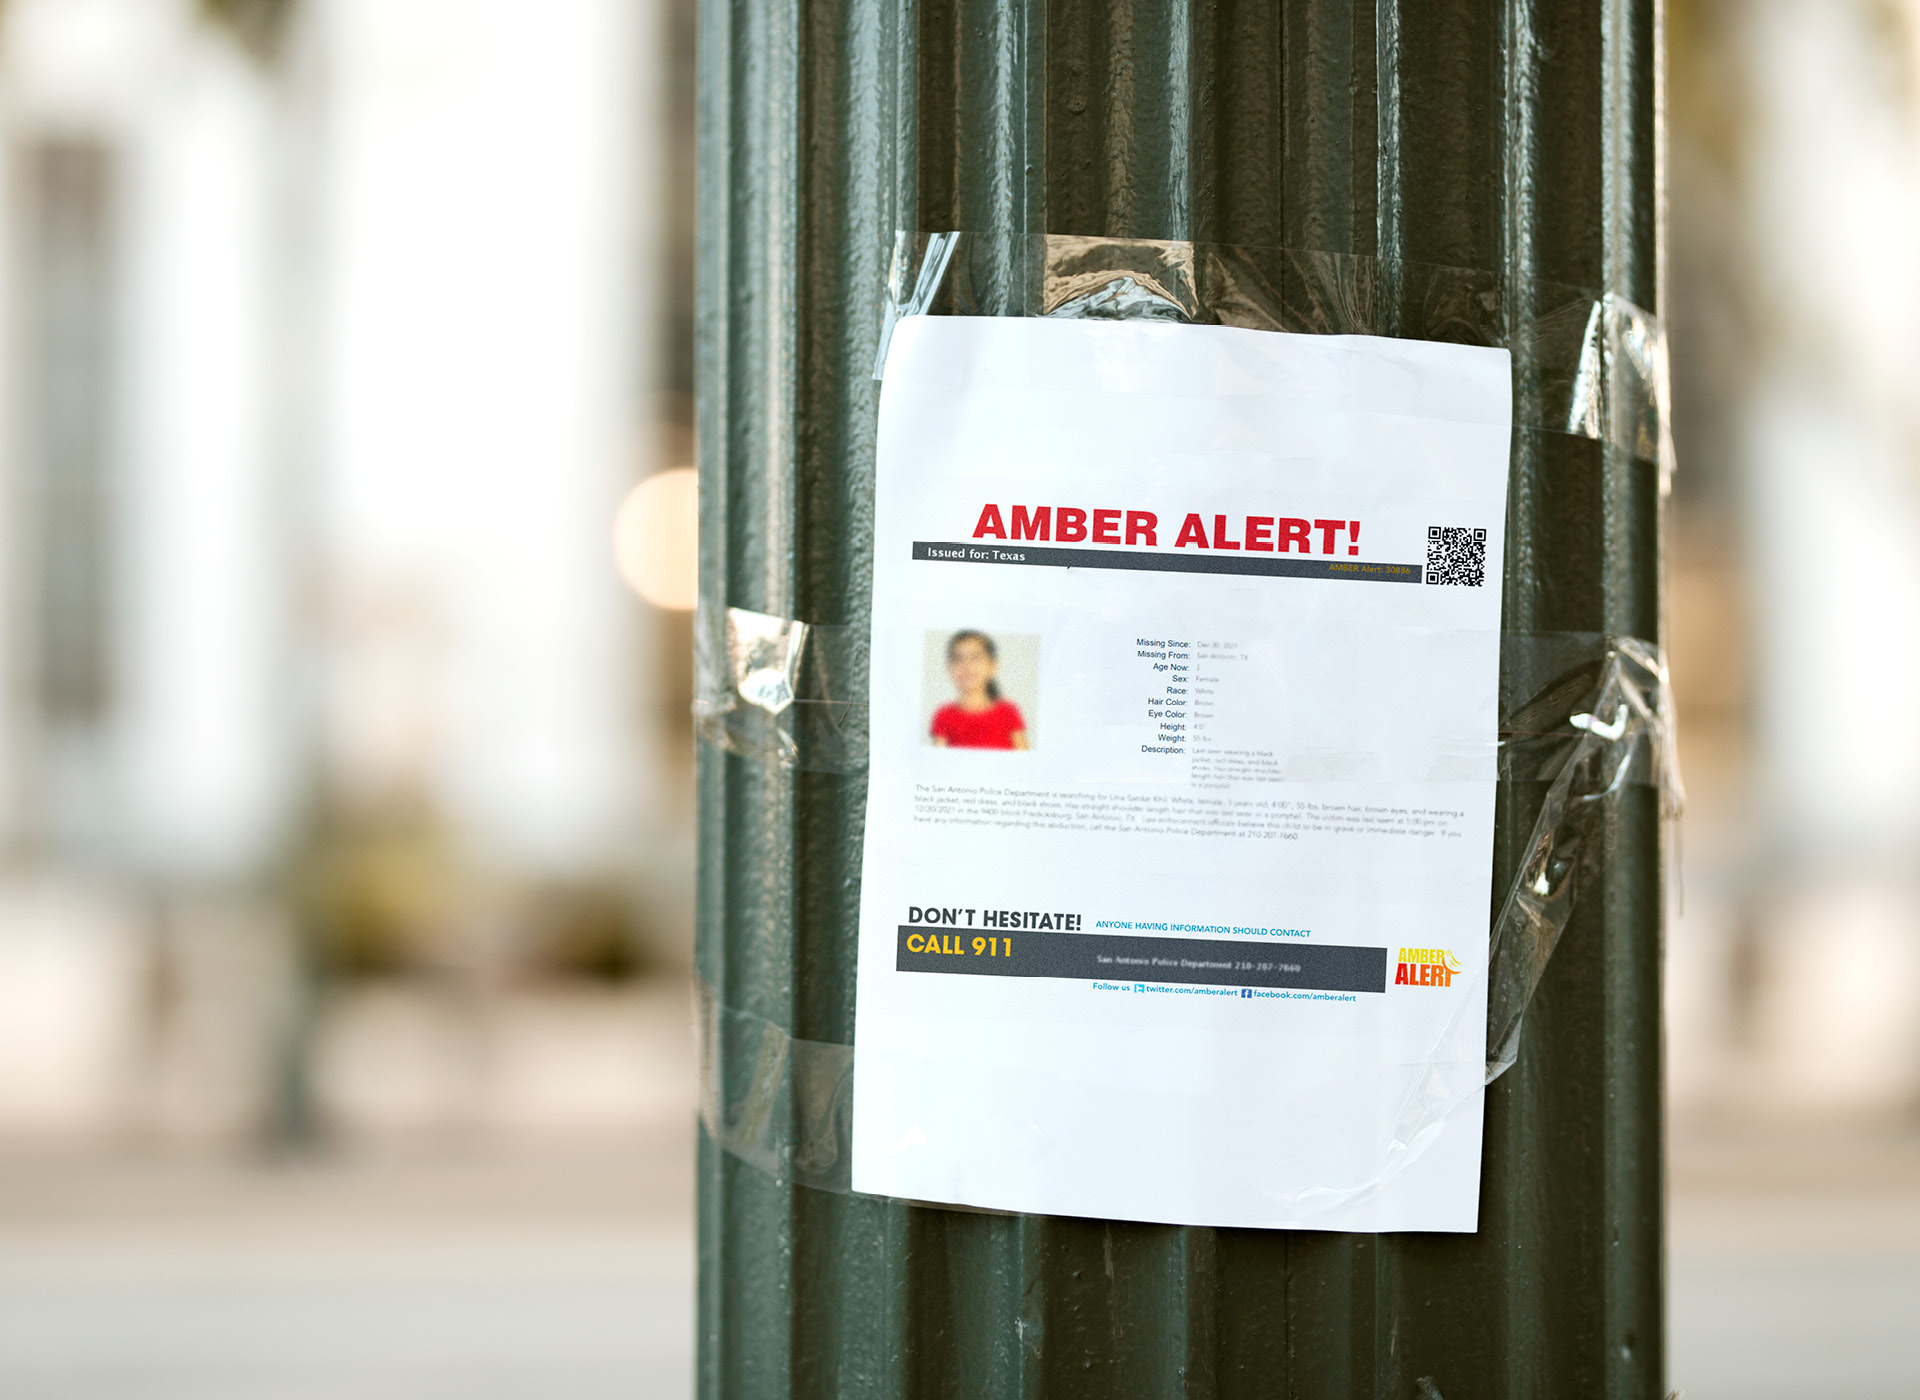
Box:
[850,315,1512,1232]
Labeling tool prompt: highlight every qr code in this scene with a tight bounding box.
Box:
[1426,526,1487,587]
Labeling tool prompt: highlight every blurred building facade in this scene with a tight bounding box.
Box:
[1669,0,1920,1122]
[0,0,696,1152]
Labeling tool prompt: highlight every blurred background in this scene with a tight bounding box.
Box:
[0,0,701,1394]
[0,0,1916,1396]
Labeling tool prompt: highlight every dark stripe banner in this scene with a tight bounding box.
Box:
[896,926,1388,993]
[911,540,1421,583]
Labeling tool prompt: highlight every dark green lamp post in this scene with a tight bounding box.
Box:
[696,2,1664,1395]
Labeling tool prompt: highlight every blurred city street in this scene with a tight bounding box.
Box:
[0,979,698,1400]
[1670,1130,1920,1400]
[0,1138,695,1400]
[6,1098,1920,1398]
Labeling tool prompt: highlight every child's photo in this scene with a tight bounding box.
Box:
[922,629,1039,750]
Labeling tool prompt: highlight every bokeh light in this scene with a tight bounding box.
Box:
[614,467,698,611]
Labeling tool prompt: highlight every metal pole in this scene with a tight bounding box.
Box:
[697,0,1664,1394]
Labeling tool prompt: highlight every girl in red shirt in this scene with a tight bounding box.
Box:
[930,630,1029,749]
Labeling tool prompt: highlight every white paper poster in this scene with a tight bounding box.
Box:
[851,316,1511,1232]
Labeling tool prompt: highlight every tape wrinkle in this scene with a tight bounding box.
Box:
[695,977,855,1193]
[694,603,869,772]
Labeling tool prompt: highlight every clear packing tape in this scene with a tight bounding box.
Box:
[696,631,1682,1201]
[697,976,857,1194]
[1484,633,1681,1080]
[693,607,869,772]
[877,231,1671,469]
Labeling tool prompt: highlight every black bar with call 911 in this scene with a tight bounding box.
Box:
[896,926,1388,992]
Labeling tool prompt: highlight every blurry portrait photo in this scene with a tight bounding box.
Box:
[921,629,1039,750]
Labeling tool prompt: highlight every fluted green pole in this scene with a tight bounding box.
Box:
[696,1,1664,1395]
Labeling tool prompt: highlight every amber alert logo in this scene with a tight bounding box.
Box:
[1394,947,1463,987]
